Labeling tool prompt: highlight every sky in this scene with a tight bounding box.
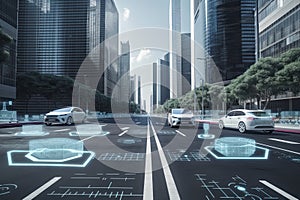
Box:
[114,0,191,111]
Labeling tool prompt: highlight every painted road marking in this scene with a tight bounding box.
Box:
[53,128,70,132]
[121,127,130,131]
[150,120,181,200]
[175,130,186,137]
[143,121,153,200]
[257,142,300,156]
[23,177,61,200]
[80,135,100,142]
[118,130,129,137]
[268,138,300,145]
[259,180,299,200]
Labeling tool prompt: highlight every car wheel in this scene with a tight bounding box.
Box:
[66,117,73,125]
[238,122,246,133]
[45,122,51,126]
[219,120,224,129]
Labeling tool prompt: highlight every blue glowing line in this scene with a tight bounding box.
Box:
[205,145,269,160]
[197,134,215,139]
[69,131,110,136]
[14,132,49,136]
[7,150,95,167]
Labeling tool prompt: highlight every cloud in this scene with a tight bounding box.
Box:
[135,49,151,63]
[123,8,130,21]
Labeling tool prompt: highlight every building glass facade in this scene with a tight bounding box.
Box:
[18,0,89,78]
[181,33,191,95]
[259,1,300,57]
[0,0,18,100]
[118,41,130,102]
[18,0,119,97]
[157,53,170,105]
[194,0,256,83]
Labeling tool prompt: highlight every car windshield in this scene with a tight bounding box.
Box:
[249,111,270,117]
[53,108,72,112]
[172,109,185,114]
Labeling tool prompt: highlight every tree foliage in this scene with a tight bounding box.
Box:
[227,47,300,109]
[16,72,122,113]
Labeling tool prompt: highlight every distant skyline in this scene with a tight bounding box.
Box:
[114,0,191,111]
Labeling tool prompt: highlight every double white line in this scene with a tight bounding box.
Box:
[143,119,181,200]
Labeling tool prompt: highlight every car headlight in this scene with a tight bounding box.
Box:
[59,114,68,117]
[172,116,178,119]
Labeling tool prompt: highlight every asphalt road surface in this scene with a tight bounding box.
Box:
[0,115,299,200]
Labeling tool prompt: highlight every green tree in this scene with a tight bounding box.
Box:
[276,61,300,95]
[163,98,180,112]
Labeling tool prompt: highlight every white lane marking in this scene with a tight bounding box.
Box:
[257,142,300,156]
[143,121,153,200]
[53,128,70,132]
[118,130,128,137]
[259,180,299,200]
[23,177,61,200]
[268,138,300,145]
[150,120,181,200]
[121,127,130,131]
[175,130,186,137]
[80,135,99,142]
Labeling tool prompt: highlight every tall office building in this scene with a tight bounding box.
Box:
[152,62,157,109]
[194,0,256,83]
[18,0,119,97]
[130,75,136,103]
[137,76,141,106]
[18,0,89,78]
[257,0,300,111]
[181,33,191,95]
[0,0,18,101]
[118,41,130,102]
[157,53,170,105]
[169,0,182,98]
[258,0,300,58]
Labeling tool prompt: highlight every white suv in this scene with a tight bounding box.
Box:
[219,109,274,133]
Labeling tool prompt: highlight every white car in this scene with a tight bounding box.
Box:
[219,109,274,133]
[44,107,86,126]
[168,108,193,127]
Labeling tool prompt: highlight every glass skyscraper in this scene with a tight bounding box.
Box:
[18,0,89,78]
[194,0,256,83]
[17,0,119,97]
[0,0,18,100]
[169,0,182,98]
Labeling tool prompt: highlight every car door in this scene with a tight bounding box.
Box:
[73,108,84,122]
[231,111,245,129]
[224,111,235,128]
